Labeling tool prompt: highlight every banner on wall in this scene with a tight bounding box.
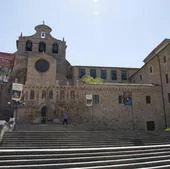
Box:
[12,83,23,101]
[0,52,15,83]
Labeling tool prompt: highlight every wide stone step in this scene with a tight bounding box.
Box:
[2,130,170,149]
[1,146,170,156]
[1,154,170,166]
[15,124,93,131]
[0,145,170,168]
[1,130,138,148]
[1,143,133,148]
[1,150,170,162]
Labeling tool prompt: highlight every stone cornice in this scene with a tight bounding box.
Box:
[24,83,161,93]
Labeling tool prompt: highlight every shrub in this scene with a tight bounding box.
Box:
[80,75,103,84]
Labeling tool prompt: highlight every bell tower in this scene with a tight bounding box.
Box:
[15,23,70,86]
[25,24,57,86]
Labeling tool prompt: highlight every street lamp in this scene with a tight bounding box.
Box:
[8,101,18,122]
[123,93,134,131]
[86,94,93,128]
[8,100,25,124]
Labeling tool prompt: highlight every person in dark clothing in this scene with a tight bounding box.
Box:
[63,111,68,125]
[41,106,47,124]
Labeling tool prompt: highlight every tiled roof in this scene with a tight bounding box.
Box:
[0,52,15,57]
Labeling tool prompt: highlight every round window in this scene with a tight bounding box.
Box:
[35,59,49,72]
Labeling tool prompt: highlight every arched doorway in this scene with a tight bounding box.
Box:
[41,106,47,124]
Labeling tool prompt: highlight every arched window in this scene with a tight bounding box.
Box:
[25,91,28,100]
[39,41,46,52]
[30,90,35,100]
[60,90,65,100]
[52,43,58,53]
[70,91,75,102]
[49,90,53,99]
[70,91,75,99]
[36,91,39,100]
[56,91,59,100]
[42,90,46,99]
[25,40,32,51]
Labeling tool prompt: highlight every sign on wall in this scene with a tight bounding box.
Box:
[123,91,132,106]
[86,94,93,106]
[0,53,15,83]
[12,83,23,101]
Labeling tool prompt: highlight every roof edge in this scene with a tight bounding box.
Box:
[143,39,170,63]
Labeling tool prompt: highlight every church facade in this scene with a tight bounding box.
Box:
[1,23,170,131]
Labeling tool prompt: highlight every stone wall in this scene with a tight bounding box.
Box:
[17,83,165,131]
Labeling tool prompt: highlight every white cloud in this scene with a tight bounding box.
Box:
[93,0,99,3]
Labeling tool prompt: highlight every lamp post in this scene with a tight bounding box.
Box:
[10,82,24,124]
[123,91,134,131]
[86,94,93,129]
[8,100,25,124]
[8,101,17,122]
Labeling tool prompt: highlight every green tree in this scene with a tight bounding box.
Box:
[93,76,104,84]
[80,75,103,84]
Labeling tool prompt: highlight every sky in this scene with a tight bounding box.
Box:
[1,0,170,68]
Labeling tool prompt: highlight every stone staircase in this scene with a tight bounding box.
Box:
[0,145,170,168]
[1,124,170,148]
[1,124,170,168]
[1,130,134,148]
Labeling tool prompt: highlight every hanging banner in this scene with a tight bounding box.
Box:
[0,52,15,83]
[12,83,23,101]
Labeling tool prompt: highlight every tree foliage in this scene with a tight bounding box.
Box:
[80,75,104,84]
